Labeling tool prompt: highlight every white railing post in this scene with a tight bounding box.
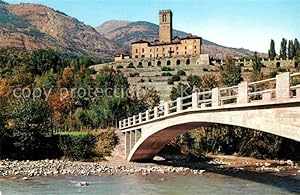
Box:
[237,82,249,104]
[123,119,126,127]
[128,117,132,126]
[212,88,220,107]
[297,88,300,98]
[119,121,122,129]
[192,92,199,109]
[132,116,136,125]
[276,72,290,101]
[164,102,169,116]
[139,113,142,123]
[176,97,183,112]
[145,110,149,121]
[262,90,272,102]
[154,106,158,119]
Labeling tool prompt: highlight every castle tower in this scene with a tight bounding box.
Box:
[159,10,173,43]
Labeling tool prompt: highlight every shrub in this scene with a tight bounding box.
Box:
[116,65,123,69]
[162,72,172,76]
[269,70,278,78]
[177,70,186,76]
[171,74,181,82]
[161,66,172,71]
[167,78,174,85]
[57,133,97,160]
[95,129,118,157]
[129,72,139,77]
[127,63,135,69]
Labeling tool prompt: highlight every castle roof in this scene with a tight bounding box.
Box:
[131,35,201,46]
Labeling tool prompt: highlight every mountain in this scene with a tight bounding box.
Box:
[96,20,258,59]
[96,20,131,36]
[0,2,118,58]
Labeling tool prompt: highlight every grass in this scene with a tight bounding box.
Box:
[56,130,108,136]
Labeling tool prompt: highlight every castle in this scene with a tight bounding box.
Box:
[131,10,201,59]
[114,9,209,66]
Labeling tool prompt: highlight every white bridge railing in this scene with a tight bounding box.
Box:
[119,72,300,130]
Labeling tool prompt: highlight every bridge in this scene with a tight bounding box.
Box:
[119,72,300,162]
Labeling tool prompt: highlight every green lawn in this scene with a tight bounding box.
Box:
[56,130,106,136]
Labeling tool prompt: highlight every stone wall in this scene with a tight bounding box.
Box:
[92,54,210,71]
[235,58,298,69]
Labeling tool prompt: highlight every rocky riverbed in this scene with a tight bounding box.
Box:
[0,158,299,178]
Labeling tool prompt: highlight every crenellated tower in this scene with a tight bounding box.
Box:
[159,10,173,43]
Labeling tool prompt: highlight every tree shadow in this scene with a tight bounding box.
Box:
[150,158,300,194]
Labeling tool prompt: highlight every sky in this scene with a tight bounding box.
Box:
[5,0,300,53]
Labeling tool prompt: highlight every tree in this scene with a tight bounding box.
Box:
[198,74,220,91]
[252,52,263,74]
[187,75,201,90]
[9,98,53,159]
[268,39,276,59]
[170,83,192,101]
[0,97,11,159]
[279,38,287,59]
[288,40,296,59]
[220,56,242,86]
[294,38,300,52]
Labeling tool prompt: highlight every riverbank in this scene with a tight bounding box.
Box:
[1,156,299,179]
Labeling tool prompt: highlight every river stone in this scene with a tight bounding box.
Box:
[264,162,271,167]
[76,181,88,187]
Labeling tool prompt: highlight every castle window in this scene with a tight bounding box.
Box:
[150,54,152,58]
[157,54,159,57]
[163,48,165,51]
[142,48,144,53]
[195,46,197,49]
[276,62,281,68]
[176,59,181,65]
[163,14,167,22]
[185,46,187,50]
[157,48,159,52]
[186,59,190,65]
[136,49,138,53]
[148,61,152,67]
[150,49,152,52]
[167,60,171,66]
[141,55,145,58]
[176,47,178,50]
[185,51,187,55]
[157,61,162,66]
[135,55,138,58]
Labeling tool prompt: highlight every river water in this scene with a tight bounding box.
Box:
[1,173,299,194]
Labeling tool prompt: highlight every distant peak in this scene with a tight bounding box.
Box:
[0,0,8,5]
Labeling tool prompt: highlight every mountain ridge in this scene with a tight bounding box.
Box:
[0,2,119,58]
[96,20,259,59]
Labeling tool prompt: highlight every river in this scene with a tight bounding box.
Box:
[1,173,299,194]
